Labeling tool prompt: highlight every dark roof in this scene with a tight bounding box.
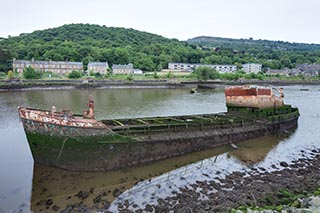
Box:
[13,59,83,66]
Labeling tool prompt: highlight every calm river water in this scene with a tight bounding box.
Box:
[0,85,319,212]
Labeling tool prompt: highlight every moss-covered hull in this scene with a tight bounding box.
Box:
[20,106,300,171]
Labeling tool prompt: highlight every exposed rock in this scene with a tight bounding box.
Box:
[145,204,153,212]
[143,155,320,212]
[93,195,102,203]
[52,205,60,212]
[46,199,53,206]
[105,201,111,209]
[60,205,73,213]
[36,200,46,206]
[280,161,289,167]
[75,191,89,200]
[112,188,121,197]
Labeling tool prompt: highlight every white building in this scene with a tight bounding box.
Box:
[112,63,134,74]
[133,69,143,75]
[87,62,109,75]
[168,63,237,73]
[242,63,262,74]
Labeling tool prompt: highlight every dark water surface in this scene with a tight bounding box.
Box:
[0,86,319,212]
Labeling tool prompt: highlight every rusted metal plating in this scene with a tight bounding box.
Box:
[225,85,284,109]
[18,107,106,128]
[83,95,95,119]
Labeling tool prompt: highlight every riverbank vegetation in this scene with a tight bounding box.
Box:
[1,68,319,83]
[232,187,320,212]
[1,24,320,73]
[193,66,320,81]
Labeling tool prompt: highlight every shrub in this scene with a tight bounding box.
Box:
[166,71,173,78]
[257,74,264,80]
[0,71,6,79]
[153,72,159,79]
[42,71,63,78]
[23,66,42,79]
[7,70,14,79]
[219,72,240,80]
[68,70,83,79]
[126,74,133,81]
[104,69,112,78]
[94,72,102,78]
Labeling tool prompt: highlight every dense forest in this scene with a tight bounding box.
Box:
[0,24,320,72]
[188,36,320,70]
[0,24,203,72]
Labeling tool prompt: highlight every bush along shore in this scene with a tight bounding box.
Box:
[0,79,186,91]
[108,148,320,213]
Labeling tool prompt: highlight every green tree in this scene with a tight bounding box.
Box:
[280,56,293,68]
[194,66,219,80]
[0,48,12,71]
[2,23,320,74]
[135,55,155,71]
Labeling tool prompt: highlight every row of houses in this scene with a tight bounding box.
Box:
[12,59,142,75]
[13,58,83,74]
[111,63,143,75]
[168,63,237,73]
[266,64,320,77]
[167,63,262,73]
[13,59,264,75]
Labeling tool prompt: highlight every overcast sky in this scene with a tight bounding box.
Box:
[1,0,319,44]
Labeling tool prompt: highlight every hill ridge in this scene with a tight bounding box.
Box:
[0,24,320,72]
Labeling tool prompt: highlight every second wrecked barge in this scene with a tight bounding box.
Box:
[18,86,299,171]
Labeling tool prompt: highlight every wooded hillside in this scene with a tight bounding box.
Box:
[0,24,319,72]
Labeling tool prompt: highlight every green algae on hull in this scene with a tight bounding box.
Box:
[20,105,299,171]
[17,85,300,171]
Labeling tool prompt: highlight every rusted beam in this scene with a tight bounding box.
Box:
[112,119,125,126]
[136,119,149,125]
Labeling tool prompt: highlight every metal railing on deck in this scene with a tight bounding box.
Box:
[113,117,257,137]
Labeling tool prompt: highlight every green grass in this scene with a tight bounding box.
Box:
[231,187,320,212]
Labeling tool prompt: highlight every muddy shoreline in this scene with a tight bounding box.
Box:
[0,82,194,92]
[111,149,320,212]
[0,79,320,91]
[36,148,320,212]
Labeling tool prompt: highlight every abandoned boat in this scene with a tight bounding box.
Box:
[18,86,299,171]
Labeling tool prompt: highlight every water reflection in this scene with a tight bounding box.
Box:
[30,129,295,211]
[110,129,299,212]
[229,129,297,165]
[30,145,228,212]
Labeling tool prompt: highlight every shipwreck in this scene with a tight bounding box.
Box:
[18,86,299,171]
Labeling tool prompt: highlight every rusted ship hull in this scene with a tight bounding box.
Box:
[19,106,299,171]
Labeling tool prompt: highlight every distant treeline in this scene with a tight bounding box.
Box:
[0,24,320,72]
[188,36,320,69]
